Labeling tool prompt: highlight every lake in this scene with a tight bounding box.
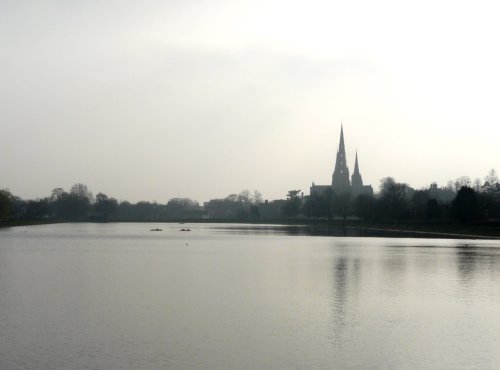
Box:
[1,223,500,369]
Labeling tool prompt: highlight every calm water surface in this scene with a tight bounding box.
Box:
[1,223,500,369]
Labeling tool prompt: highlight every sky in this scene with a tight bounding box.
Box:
[1,0,500,203]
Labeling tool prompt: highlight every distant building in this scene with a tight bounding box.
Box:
[311,125,373,197]
[428,183,455,203]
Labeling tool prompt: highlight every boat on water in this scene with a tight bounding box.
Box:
[150,228,163,231]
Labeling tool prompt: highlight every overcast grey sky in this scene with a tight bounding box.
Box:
[1,0,499,203]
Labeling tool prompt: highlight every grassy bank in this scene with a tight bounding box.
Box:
[0,220,67,229]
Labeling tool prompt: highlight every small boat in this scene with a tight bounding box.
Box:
[180,228,191,232]
[150,228,163,231]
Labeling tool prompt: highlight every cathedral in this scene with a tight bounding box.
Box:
[310,125,373,197]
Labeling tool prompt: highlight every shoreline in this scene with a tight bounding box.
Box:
[344,225,500,240]
[2,219,500,240]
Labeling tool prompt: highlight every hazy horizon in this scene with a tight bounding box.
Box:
[2,0,499,203]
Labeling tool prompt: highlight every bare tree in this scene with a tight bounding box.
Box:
[473,178,482,192]
[70,183,94,204]
[483,169,499,193]
[454,176,471,192]
[238,190,251,204]
[51,187,65,201]
[225,194,238,202]
[252,190,263,204]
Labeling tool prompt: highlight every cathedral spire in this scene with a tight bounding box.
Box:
[332,123,350,192]
[340,123,345,151]
[311,124,373,199]
[354,150,360,174]
[351,149,363,194]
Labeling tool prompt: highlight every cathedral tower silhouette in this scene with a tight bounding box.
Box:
[351,150,364,195]
[310,125,373,197]
[331,124,351,193]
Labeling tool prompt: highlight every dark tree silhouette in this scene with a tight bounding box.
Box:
[410,190,430,219]
[93,193,118,218]
[250,205,260,219]
[451,186,479,223]
[426,198,441,220]
[454,176,472,192]
[281,190,302,219]
[303,193,326,219]
[24,199,50,220]
[0,189,13,220]
[378,177,410,221]
[353,193,375,221]
[51,184,93,220]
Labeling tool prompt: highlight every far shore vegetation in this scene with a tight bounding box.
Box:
[1,170,500,238]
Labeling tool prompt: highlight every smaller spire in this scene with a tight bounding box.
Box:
[351,149,363,189]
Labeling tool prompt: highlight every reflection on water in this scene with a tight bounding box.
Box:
[212,223,500,240]
[1,223,500,370]
[457,245,478,279]
[332,256,348,330]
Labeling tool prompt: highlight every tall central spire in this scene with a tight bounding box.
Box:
[339,123,345,152]
[332,124,351,193]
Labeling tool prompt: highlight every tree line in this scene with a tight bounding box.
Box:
[0,184,204,222]
[282,170,500,224]
[1,169,500,224]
